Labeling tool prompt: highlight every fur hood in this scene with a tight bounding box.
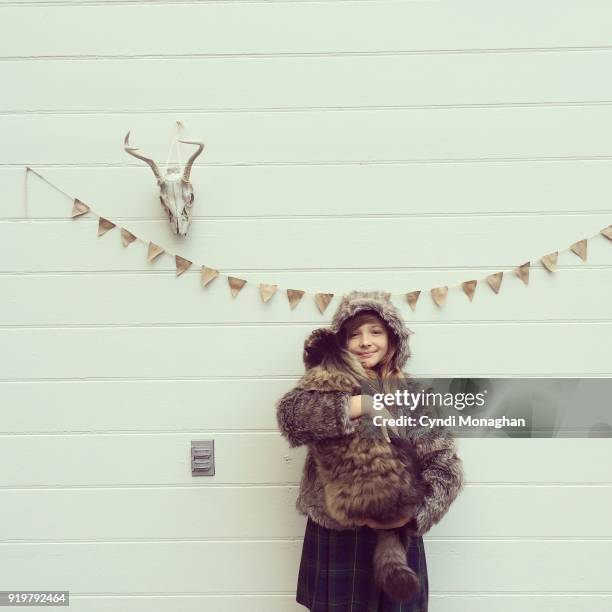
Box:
[306,290,414,372]
[330,290,414,370]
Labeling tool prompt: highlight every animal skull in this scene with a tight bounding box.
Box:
[124,131,205,237]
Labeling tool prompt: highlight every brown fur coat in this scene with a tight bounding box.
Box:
[299,327,426,527]
[276,291,465,602]
[295,326,426,601]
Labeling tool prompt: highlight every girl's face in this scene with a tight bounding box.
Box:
[345,319,389,369]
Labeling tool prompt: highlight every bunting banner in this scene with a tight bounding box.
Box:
[26,167,612,314]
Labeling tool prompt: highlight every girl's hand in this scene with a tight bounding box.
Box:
[349,395,364,419]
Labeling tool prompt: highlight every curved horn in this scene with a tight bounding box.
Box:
[179,139,205,182]
[124,131,162,182]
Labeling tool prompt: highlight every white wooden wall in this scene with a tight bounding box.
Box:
[1,1,612,610]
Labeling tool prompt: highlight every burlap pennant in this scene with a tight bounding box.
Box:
[461,280,477,301]
[97,217,116,237]
[287,289,305,310]
[71,198,90,218]
[486,272,503,294]
[260,283,278,303]
[570,239,587,261]
[36,169,609,316]
[120,228,137,247]
[147,242,164,262]
[540,251,558,273]
[514,261,530,285]
[314,293,334,314]
[406,291,420,311]
[430,286,448,307]
[175,255,193,276]
[201,266,219,287]
[228,276,247,297]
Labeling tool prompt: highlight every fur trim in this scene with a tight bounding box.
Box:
[330,290,414,371]
[297,365,358,394]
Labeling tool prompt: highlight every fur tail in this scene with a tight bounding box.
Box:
[373,529,419,602]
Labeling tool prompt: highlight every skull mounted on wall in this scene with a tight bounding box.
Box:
[124,131,205,237]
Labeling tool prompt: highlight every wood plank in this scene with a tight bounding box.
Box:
[1,324,611,379]
[4,51,612,112]
[2,269,612,325]
[0,379,287,432]
[3,377,612,438]
[2,2,612,56]
[0,435,610,486]
[0,485,611,541]
[5,106,612,165]
[0,540,609,592]
[6,161,612,219]
[2,215,611,271]
[46,596,303,612]
[430,595,612,612]
[16,594,612,612]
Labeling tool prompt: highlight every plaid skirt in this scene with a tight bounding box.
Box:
[296,517,428,612]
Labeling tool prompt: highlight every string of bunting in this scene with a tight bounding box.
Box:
[27,167,612,314]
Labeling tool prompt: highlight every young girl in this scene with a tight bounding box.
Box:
[276,291,464,612]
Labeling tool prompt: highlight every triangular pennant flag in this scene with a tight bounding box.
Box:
[260,283,278,303]
[314,293,334,314]
[287,289,305,310]
[175,255,193,276]
[97,217,116,237]
[431,286,448,307]
[570,239,587,261]
[228,276,247,297]
[406,291,420,311]
[201,266,219,287]
[147,242,164,262]
[514,261,530,285]
[486,272,503,294]
[121,228,137,247]
[601,225,612,241]
[462,280,477,301]
[71,198,90,218]
[540,251,558,273]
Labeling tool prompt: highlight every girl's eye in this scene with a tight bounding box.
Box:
[350,329,381,337]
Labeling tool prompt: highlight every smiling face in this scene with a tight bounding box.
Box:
[344,314,390,370]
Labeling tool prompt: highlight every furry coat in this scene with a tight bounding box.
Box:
[276,291,465,602]
[297,326,429,601]
[276,290,463,535]
[299,327,426,527]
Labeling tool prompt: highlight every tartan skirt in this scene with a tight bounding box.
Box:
[296,517,428,612]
